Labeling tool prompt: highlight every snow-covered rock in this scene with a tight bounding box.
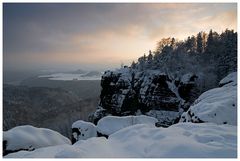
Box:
[96,115,158,136]
[138,71,180,111]
[3,125,71,156]
[146,110,180,127]
[71,120,97,144]
[179,72,237,125]
[99,68,135,115]
[219,72,237,87]
[91,68,201,126]
[5,123,237,158]
[178,73,199,103]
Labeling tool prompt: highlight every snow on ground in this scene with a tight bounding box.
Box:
[96,115,158,136]
[179,72,237,125]
[4,72,237,158]
[3,125,71,152]
[5,123,237,158]
[72,120,97,141]
[4,144,72,158]
[39,72,102,81]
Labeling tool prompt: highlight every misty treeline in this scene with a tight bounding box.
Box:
[130,29,237,92]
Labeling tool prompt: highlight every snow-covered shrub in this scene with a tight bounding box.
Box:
[71,120,97,144]
[3,125,71,156]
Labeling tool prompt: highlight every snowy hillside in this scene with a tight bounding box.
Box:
[180,72,237,125]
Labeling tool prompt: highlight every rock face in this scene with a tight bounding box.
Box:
[90,68,200,126]
[178,73,199,104]
[179,72,237,125]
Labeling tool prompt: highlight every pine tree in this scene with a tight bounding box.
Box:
[131,61,137,69]
[202,32,207,52]
[197,32,203,53]
[205,29,214,54]
[147,50,153,61]
[185,36,196,53]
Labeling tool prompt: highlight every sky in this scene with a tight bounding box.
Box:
[3,3,237,72]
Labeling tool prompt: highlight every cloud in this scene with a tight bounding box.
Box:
[193,10,237,32]
[3,3,237,71]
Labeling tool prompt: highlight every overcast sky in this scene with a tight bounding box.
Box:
[3,3,237,71]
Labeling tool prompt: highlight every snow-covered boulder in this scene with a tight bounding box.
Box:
[179,72,237,125]
[96,115,158,136]
[219,72,237,87]
[71,120,97,144]
[5,123,237,158]
[3,125,71,156]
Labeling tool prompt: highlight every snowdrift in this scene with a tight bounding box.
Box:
[5,123,237,158]
[96,115,158,135]
[3,125,71,155]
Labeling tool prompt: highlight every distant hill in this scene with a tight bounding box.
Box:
[20,77,101,100]
[3,84,98,138]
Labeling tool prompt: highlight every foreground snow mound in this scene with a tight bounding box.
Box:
[180,72,237,125]
[5,123,237,158]
[3,125,71,155]
[96,115,158,135]
[109,123,237,158]
[4,144,72,158]
[71,120,97,144]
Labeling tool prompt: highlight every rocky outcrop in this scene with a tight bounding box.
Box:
[90,68,200,126]
[99,68,136,115]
